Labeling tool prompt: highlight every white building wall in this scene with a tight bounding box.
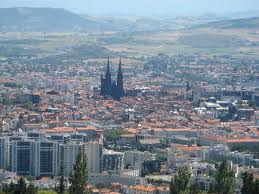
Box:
[85,141,103,174]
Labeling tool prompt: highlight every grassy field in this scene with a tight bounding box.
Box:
[1,27,259,61]
[99,27,259,58]
[37,190,57,194]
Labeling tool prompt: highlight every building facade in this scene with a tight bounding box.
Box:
[61,142,84,176]
[103,149,124,172]
[85,141,103,174]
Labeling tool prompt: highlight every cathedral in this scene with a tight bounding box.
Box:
[100,57,125,100]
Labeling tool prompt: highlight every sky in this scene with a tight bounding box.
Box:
[1,0,259,16]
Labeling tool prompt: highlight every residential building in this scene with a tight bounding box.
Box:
[85,141,103,174]
[103,149,124,172]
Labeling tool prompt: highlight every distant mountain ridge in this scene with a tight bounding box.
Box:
[0,7,101,32]
[194,17,259,29]
[1,7,259,32]
[0,7,193,32]
[0,7,173,32]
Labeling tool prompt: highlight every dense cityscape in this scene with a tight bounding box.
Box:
[0,1,259,194]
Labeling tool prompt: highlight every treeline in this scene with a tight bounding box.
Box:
[3,82,22,88]
[170,160,259,194]
[242,172,259,194]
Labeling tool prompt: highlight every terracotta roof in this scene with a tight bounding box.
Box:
[100,188,111,193]
[132,185,157,192]
[201,135,227,141]
[76,125,99,131]
[92,189,99,193]
[151,128,196,132]
[43,127,76,133]
[125,128,139,134]
[157,187,170,191]
[227,138,259,143]
[175,144,205,152]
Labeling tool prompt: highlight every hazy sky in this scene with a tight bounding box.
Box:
[1,0,259,16]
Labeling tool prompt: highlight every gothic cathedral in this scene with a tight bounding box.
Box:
[100,57,125,100]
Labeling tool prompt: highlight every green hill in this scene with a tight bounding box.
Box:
[0,7,100,32]
[195,17,259,29]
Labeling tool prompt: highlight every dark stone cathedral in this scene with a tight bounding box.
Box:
[100,57,125,100]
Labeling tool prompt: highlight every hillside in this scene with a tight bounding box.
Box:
[0,7,100,32]
[0,7,220,33]
[195,17,259,29]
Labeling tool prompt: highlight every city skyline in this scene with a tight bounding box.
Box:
[0,0,259,193]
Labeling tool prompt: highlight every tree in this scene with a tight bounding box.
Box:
[254,179,259,194]
[4,178,37,194]
[56,166,66,194]
[214,160,235,194]
[189,179,201,194]
[104,130,125,142]
[22,101,33,110]
[26,182,37,194]
[14,177,27,194]
[69,151,89,194]
[170,165,191,194]
[96,183,106,189]
[242,172,254,194]
[241,172,259,194]
[5,181,16,193]
[2,98,12,105]
[9,182,15,190]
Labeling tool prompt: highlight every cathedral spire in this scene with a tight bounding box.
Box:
[118,56,122,75]
[106,57,110,73]
[119,56,122,69]
[117,57,125,99]
[105,57,112,95]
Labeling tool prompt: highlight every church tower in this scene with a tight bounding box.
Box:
[100,74,105,96]
[105,57,112,95]
[116,57,125,98]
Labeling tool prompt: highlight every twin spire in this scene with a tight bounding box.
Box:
[100,57,125,100]
[106,56,121,72]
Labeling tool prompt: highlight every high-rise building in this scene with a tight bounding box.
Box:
[0,137,9,170]
[100,57,125,100]
[103,149,124,172]
[1,133,107,178]
[255,111,259,126]
[124,150,156,170]
[11,140,34,176]
[49,134,69,144]
[32,141,59,177]
[27,131,45,141]
[11,139,59,177]
[7,136,23,171]
[61,142,84,176]
[85,141,103,174]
